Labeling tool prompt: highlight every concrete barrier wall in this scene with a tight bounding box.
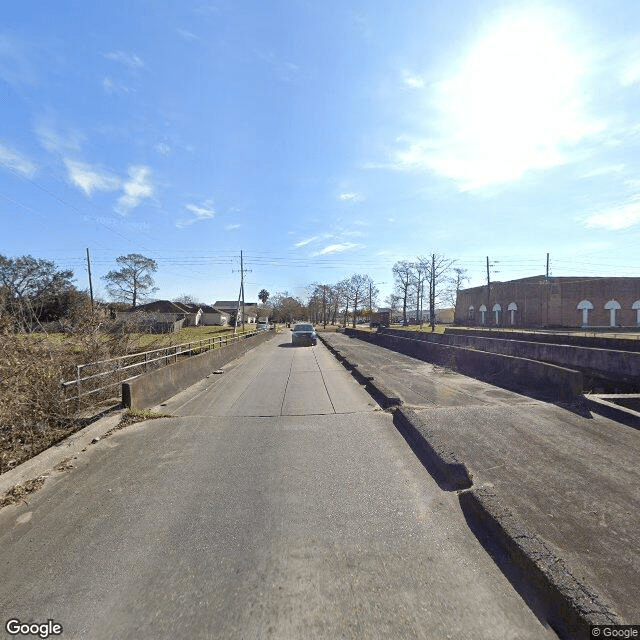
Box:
[381,328,640,384]
[122,330,277,409]
[344,329,583,402]
[446,327,640,352]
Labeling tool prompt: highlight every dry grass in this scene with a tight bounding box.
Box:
[0,476,46,507]
[104,409,172,437]
[0,307,169,475]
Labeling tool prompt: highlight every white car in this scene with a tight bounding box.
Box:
[256,321,270,331]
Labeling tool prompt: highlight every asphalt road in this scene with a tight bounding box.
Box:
[0,336,556,639]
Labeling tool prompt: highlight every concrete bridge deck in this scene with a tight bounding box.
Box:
[320,331,640,629]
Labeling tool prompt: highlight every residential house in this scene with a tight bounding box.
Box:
[213,301,258,324]
[116,300,202,327]
[199,305,230,326]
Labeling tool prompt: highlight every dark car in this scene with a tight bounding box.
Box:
[291,323,317,346]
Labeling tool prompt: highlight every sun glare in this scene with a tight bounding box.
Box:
[425,9,601,189]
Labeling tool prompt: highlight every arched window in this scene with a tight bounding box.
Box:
[604,300,621,327]
[507,302,518,326]
[479,304,487,325]
[577,300,593,327]
[633,301,640,326]
[492,303,501,325]
[468,305,475,321]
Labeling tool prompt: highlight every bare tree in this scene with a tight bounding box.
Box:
[336,278,351,326]
[445,267,469,310]
[347,274,373,328]
[385,292,401,320]
[173,293,198,305]
[102,254,158,308]
[392,260,415,325]
[417,254,456,331]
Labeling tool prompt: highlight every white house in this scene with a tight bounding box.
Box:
[199,305,230,326]
[213,301,258,324]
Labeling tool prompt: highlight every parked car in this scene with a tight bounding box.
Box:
[256,321,270,331]
[291,323,317,346]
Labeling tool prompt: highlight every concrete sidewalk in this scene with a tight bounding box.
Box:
[320,331,639,637]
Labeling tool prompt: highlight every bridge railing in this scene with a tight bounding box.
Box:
[61,330,258,404]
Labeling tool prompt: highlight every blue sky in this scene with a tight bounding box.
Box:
[3,0,640,305]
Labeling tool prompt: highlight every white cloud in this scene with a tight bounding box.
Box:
[339,192,362,202]
[583,200,640,230]
[390,9,604,191]
[177,29,201,42]
[618,56,640,87]
[64,159,119,195]
[175,201,216,228]
[116,165,154,214]
[294,236,319,248]
[226,223,241,231]
[35,122,83,154]
[0,143,36,176]
[312,242,358,256]
[155,142,171,156]
[185,203,215,219]
[401,70,425,89]
[102,76,131,95]
[104,51,145,69]
[580,164,625,179]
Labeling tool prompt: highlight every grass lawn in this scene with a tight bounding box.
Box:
[316,323,448,334]
[136,323,255,347]
[26,323,256,350]
[394,323,447,334]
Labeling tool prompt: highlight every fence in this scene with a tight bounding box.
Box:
[61,330,258,404]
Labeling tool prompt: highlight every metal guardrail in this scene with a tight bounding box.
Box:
[61,330,259,403]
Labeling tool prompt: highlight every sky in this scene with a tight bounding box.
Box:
[3,0,640,306]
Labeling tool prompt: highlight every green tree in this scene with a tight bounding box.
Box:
[258,289,270,304]
[102,253,158,308]
[0,254,77,330]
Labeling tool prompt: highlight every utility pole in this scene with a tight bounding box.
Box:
[86,248,94,310]
[322,286,327,329]
[486,256,491,304]
[546,252,550,278]
[233,250,251,335]
[546,252,550,327]
[430,253,436,331]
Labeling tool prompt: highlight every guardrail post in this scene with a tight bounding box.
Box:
[75,365,81,408]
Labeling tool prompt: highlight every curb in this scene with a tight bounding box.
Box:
[318,330,625,638]
[318,333,401,408]
[459,487,623,638]
[393,407,472,490]
[0,408,125,500]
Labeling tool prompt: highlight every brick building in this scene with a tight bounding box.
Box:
[455,276,640,328]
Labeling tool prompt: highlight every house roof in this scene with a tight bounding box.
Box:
[135,300,194,314]
[213,301,258,313]
[199,305,230,315]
